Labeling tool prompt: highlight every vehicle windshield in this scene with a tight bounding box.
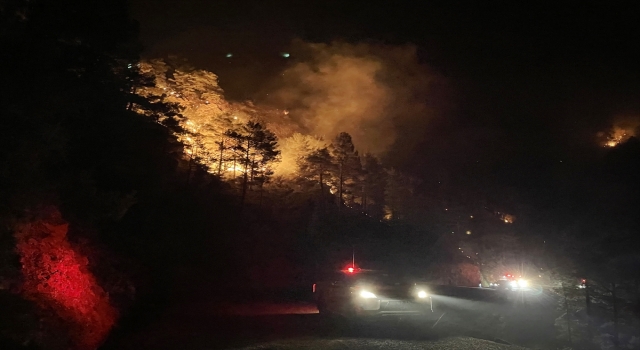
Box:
[349,270,422,285]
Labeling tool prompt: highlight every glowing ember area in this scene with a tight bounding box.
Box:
[600,118,639,148]
[501,213,515,224]
[15,208,116,350]
[383,207,393,220]
[604,126,632,147]
[226,164,245,173]
[136,60,286,181]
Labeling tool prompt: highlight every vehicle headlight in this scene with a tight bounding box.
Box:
[359,290,377,299]
[417,290,428,298]
[518,279,528,287]
[509,281,518,288]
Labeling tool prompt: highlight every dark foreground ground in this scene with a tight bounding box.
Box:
[102,288,560,350]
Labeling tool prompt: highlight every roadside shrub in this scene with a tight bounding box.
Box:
[15,207,116,350]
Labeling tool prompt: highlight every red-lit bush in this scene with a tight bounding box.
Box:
[15,208,116,350]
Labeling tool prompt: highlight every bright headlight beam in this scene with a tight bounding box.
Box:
[418,290,428,298]
[359,290,376,299]
[509,281,518,289]
[518,279,528,288]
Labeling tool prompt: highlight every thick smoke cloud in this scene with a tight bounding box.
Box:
[263,40,443,156]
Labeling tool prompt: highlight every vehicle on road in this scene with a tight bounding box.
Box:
[313,266,435,321]
[488,274,530,291]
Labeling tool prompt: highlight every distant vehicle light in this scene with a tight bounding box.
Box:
[418,290,428,298]
[509,281,518,289]
[518,279,528,288]
[359,290,376,299]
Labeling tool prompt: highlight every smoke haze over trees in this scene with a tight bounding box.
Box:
[260,41,443,157]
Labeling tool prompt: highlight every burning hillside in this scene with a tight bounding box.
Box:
[599,117,640,148]
[132,42,445,217]
[135,41,443,180]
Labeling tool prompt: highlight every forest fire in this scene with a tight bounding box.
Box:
[605,140,618,147]
[134,39,443,188]
[136,58,411,211]
[226,164,245,174]
[600,119,639,148]
[501,213,515,224]
[604,127,630,147]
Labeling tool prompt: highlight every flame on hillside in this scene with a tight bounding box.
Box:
[136,60,277,178]
[599,117,639,148]
[226,164,245,173]
[134,44,446,185]
[603,127,631,148]
[502,214,515,224]
[495,211,515,224]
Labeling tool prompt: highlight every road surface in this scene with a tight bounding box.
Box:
[103,288,559,349]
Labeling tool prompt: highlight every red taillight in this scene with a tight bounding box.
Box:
[347,267,354,273]
[312,283,316,293]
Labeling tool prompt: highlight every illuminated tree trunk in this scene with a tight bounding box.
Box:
[186,143,195,186]
[127,85,137,111]
[227,121,280,211]
[338,162,343,209]
[233,156,237,179]
[186,156,193,185]
[330,132,356,211]
[217,138,225,176]
[250,152,256,189]
[302,148,332,206]
[240,140,250,211]
[240,170,249,211]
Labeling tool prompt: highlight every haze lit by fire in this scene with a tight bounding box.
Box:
[600,117,640,148]
[262,40,442,156]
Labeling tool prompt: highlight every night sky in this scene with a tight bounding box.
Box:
[130,0,640,192]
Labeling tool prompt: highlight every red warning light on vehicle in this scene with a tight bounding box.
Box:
[342,264,360,273]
